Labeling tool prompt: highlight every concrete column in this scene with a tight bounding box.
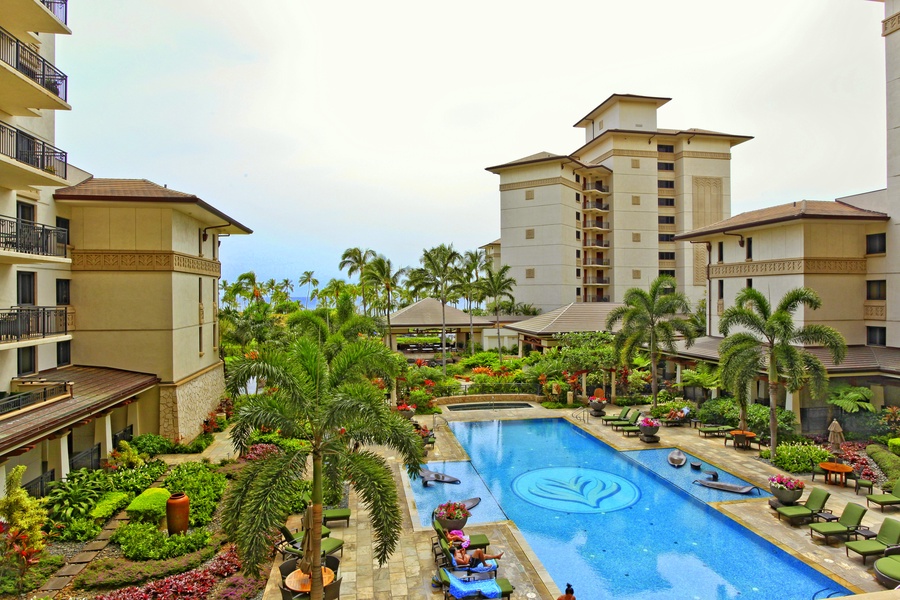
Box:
[711,387,719,399]
[127,401,141,437]
[675,364,682,385]
[567,391,574,406]
[518,335,524,358]
[94,414,113,457]
[785,390,795,413]
[0,463,6,498]
[48,433,70,482]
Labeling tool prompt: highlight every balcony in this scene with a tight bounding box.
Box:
[582,183,610,195]
[0,306,68,344]
[583,238,610,248]
[584,277,610,285]
[0,120,67,188]
[4,0,69,41]
[585,295,611,303]
[0,214,68,263]
[583,220,610,231]
[583,258,610,267]
[0,25,69,115]
[583,201,609,211]
[0,382,68,417]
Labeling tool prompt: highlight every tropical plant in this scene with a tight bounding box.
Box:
[827,384,875,417]
[479,264,516,364]
[457,249,488,354]
[0,466,48,553]
[676,361,721,402]
[340,247,376,314]
[605,275,696,408]
[224,336,422,598]
[362,254,405,351]
[718,287,846,459]
[298,271,319,309]
[420,244,462,375]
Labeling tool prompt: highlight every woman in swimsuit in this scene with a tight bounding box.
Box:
[453,547,504,568]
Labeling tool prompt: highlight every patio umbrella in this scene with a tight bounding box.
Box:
[827,419,845,454]
[297,504,315,574]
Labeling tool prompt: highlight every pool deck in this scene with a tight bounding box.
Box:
[263,403,900,599]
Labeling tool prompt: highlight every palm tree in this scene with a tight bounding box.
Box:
[235,271,262,306]
[363,255,405,351]
[224,336,422,598]
[318,278,348,309]
[299,271,318,309]
[718,287,846,458]
[458,249,487,354]
[605,275,695,408]
[340,247,376,315]
[402,267,430,303]
[420,244,462,375]
[479,264,516,363]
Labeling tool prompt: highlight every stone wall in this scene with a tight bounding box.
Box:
[433,394,544,405]
[158,364,225,441]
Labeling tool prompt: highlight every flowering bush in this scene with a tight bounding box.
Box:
[244,443,281,462]
[435,501,471,520]
[639,417,660,427]
[768,474,805,491]
[397,402,417,412]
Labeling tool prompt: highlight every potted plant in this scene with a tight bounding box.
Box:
[434,501,471,531]
[589,394,607,416]
[397,402,416,419]
[638,416,660,436]
[768,474,805,505]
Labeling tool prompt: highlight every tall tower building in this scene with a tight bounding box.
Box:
[487,94,751,314]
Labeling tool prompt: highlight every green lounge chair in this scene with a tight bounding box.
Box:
[433,520,490,551]
[867,493,900,512]
[280,524,330,546]
[281,535,344,559]
[323,508,351,527]
[600,407,631,426]
[611,410,640,431]
[809,502,867,544]
[874,546,900,589]
[847,470,874,495]
[698,425,730,437]
[846,517,900,564]
[438,567,514,600]
[437,539,498,576]
[776,488,831,524]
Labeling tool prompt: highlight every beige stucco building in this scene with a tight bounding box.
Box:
[486,95,751,314]
[0,2,250,498]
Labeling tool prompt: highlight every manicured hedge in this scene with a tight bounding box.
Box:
[90,491,133,523]
[888,437,900,456]
[125,487,170,524]
[868,444,900,492]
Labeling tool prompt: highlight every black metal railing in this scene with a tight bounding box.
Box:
[583,183,609,193]
[41,0,68,25]
[112,425,134,449]
[0,383,67,416]
[583,258,610,266]
[0,214,67,257]
[586,295,611,303]
[583,221,610,230]
[584,277,610,285]
[0,306,68,342]
[23,469,55,498]
[69,443,101,471]
[0,121,68,178]
[0,26,68,100]
[584,201,609,211]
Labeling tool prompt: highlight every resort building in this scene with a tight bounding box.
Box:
[486,95,751,314]
[0,1,251,498]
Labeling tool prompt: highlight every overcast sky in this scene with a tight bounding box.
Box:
[56,0,888,287]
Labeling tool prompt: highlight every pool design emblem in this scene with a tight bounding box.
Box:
[512,467,640,513]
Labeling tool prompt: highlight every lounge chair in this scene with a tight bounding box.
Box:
[847,470,874,495]
[436,539,498,576]
[776,488,831,524]
[809,502,867,544]
[323,508,351,527]
[874,546,900,589]
[611,410,640,431]
[433,519,490,551]
[599,407,631,426]
[846,517,900,564]
[698,425,730,438]
[438,567,514,600]
[280,524,330,549]
[867,493,900,512]
[280,536,345,559]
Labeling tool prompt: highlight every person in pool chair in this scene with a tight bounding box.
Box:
[453,547,504,568]
[667,407,690,421]
[557,583,576,600]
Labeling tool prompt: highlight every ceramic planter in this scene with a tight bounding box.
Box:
[166,492,190,535]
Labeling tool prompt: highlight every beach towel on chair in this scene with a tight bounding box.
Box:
[450,553,497,573]
[443,568,502,598]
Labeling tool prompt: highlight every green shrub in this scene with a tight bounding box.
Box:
[162,462,226,527]
[766,442,833,473]
[172,433,214,454]
[109,441,145,469]
[540,401,571,409]
[612,396,649,407]
[110,522,211,561]
[869,444,900,492]
[130,433,175,457]
[125,487,171,524]
[408,388,432,406]
[432,378,461,398]
[414,404,443,415]
[0,552,64,594]
[44,468,108,523]
[889,437,900,456]
[649,400,698,419]
[248,431,311,452]
[90,491,133,523]
[458,352,501,369]
[55,517,101,542]
[108,460,168,495]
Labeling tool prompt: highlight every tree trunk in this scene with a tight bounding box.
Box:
[496,310,502,364]
[469,297,475,355]
[310,451,325,600]
[441,301,448,376]
[650,355,659,409]
[768,348,779,460]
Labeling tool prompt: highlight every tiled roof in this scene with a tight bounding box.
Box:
[506,302,624,336]
[486,152,565,171]
[0,366,160,459]
[677,200,889,241]
[389,298,493,328]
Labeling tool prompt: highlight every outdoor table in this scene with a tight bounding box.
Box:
[818,461,853,486]
[729,430,756,449]
[285,567,335,593]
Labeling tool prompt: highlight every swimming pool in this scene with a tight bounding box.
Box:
[414,418,850,599]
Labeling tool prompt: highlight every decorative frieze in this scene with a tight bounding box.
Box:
[884,11,900,37]
[709,258,867,278]
[675,151,731,161]
[694,244,708,286]
[72,251,221,277]
[864,301,886,321]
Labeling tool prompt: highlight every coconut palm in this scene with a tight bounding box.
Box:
[420,244,462,375]
[235,271,262,305]
[479,264,516,363]
[718,287,846,458]
[224,336,422,598]
[340,247,376,315]
[299,271,318,309]
[457,249,488,354]
[605,275,695,408]
[363,255,405,351]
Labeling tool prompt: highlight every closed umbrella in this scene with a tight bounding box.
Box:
[827,419,845,454]
[297,504,314,574]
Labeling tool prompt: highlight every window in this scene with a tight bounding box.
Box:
[575,268,581,277]
[575,174,581,183]
[659,234,675,242]
[746,278,753,289]
[18,347,35,376]
[56,279,70,305]
[867,233,887,254]
[658,216,675,224]
[657,144,674,153]
[575,249,581,259]
[17,202,34,222]
[575,231,581,240]
[659,270,675,277]
[575,193,580,202]
[575,211,580,222]
[57,340,71,366]
[718,280,724,300]
[658,198,675,206]
[17,271,35,305]
[717,241,724,263]
[659,252,675,260]
[658,180,675,189]
[868,280,887,301]
[575,287,581,297]
[657,162,674,171]
[56,216,70,245]
[868,326,887,347]
[198,278,203,304]
[746,237,753,260]
[199,325,204,354]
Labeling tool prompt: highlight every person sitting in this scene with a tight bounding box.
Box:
[557,583,576,600]
[453,547,504,568]
[444,529,469,547]
[666,407,690,421]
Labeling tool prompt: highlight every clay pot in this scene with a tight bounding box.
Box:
[770,486,803,506]
[166,492,190,535]
[639,425,660,436]
[436,516,468,531]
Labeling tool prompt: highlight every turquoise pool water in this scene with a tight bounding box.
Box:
[414,418,850,600]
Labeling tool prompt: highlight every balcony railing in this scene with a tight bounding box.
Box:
[584,201,609,211]
[583,221,610,230]
[583,258,610,266]
[23,469,55,498]
[70,443,101,471]
[584,277,610,285]
[112,425,134,450]
[583,183,609,193]
[0,214,67,257]
[583,239,610,247]
[41,0,68,25]
[585,295,611,303]
[0,383,67,415]
[0,26,68,100]
[0,306,68,343]
[0,120,68,178]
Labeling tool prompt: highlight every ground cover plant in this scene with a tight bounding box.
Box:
[760,442,833,473]
[162,462,227,527]
[111,522,211,561]
[125,488,171,524]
